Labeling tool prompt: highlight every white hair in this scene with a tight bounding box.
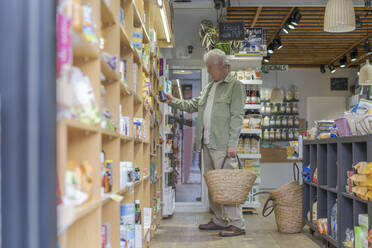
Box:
[203,49,230,67]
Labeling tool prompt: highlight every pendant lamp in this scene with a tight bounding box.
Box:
[359,60,372,86]
[324,0,356,33]
[270,71,284,103]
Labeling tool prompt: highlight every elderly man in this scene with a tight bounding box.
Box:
[161,49,246,237]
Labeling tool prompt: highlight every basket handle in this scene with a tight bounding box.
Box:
[221,154,242,169]
[293,162,300,182]
[262,197,276,217]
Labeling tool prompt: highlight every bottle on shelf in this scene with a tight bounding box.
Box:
[294,129,299,139]
[288,116,294,127]
[286,103,292,114]
[261,104,266,114]
[269,128,275,142]
[246,87,251,104]
[256,87,261,104]
[263,129,270,141]
[265,103,271,114]
[275,129,281,141]
[263,116,270,127]
[294,116,300,127]
[269,116,275,126]
[281,129,288,140]
[244,135,251,154]
[288,129,294,140]
[280,103,286,113]
[282,116,288,126]
[251,135,259,154]
[293,103,299,114]
[135,200,141,224]
[251,87,257,104]
[275,116,281,127]
[238,136,244,154]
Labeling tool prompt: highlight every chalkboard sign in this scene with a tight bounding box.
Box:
[331,78,348,91]
[219,22,244,41]
[239,28,267,55]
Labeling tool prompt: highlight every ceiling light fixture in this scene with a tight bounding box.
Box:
[273,35,283,50]
[350,47,358,62]
[160,7,170,43]
[320,65,326,73]
[267,44,275,54]
[263,55,271,63]
[288,21,296,30]
[290,8,302,26]
[324,0,356,33]
[340,55,347,68]
[365,39,372,55]
[329,64,337,73]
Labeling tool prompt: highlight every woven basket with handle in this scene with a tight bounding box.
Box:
[204,155,257,205]
[256,163,304,234]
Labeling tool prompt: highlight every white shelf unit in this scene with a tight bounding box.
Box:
[241,129,262,135]
[244,104,262,110]
[238,154,262,159]
[241,79,263,85]
[227,55,263,71]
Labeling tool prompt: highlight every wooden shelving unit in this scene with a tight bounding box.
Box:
[57,0,173,247]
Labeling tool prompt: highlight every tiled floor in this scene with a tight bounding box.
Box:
[151,197,319,248]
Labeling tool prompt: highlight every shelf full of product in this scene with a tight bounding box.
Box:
[303,136,372,248]
[233,68,262,209]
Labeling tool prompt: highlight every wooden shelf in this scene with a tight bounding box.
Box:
[134,93,143,104]
[120,135,133,142]
[71,30,99,60]
[134,138,143,143]
[101,129,119,138]
[120,26,133,51]
[100,54,119,82]
[73,200,100,228]
[101,0,116,27]
[134,180,142,187]
[132,0,150,43]
[59,118,100,133]
[120,81,132,96]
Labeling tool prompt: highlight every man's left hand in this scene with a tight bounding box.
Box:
[226,147,237,157]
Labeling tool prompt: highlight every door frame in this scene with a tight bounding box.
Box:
[169,65,209,213]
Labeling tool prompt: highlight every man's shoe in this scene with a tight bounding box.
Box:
[198,219,225,230]
[219,225,246,237]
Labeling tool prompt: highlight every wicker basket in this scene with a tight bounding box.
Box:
[258,163,304,234]
[204,156,257,205]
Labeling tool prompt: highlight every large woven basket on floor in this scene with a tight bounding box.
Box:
[258,163,304,234]
[204,155,257,205]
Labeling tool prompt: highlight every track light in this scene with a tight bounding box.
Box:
[340,55,347,68]
[365,39,372,55]
[290,8,302,26]
[365,0,372,7]
[263,55,271,63]
[288,22,296,30]
[282,23,290,34]
[221,0,231,8]
[350,47,358,62]
[273,35,283,50]
[267,44,274,54]
[320,65,326,73]
[329,64,336,74]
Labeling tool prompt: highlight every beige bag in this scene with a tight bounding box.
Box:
[204,155,257,205]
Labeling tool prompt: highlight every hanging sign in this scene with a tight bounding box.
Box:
[239,28,267,55]
[219,22,245,41]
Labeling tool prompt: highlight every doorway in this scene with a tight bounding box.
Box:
[169,67,209,212]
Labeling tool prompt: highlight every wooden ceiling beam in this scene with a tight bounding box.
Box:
[267,7,295,45]
[250,6,263,28]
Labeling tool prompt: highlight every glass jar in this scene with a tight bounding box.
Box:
[286,89,293,101]
[273,104,279,113]
[286,103,292,114]
[282,116,288,126]
[281,129,287,140]
[294,117,300,126]
[263,129,270,141]
[292,103,298,113]
[263,116,270,127]
[269,128,275,141]
[264,89,270,101]
[288,129,294,140]
[275,116,281,127]
[280,104,286,113]
[293,87,300,100]
[251,136,258,154]
[269,116,276,126]
[261,104,266,114]
[244,135,251,154]
[265,103,271,114]
[275,129,281,140]
[288,116,294,127]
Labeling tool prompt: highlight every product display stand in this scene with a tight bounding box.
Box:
[57,1,172,247]
[303,135,372,248]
